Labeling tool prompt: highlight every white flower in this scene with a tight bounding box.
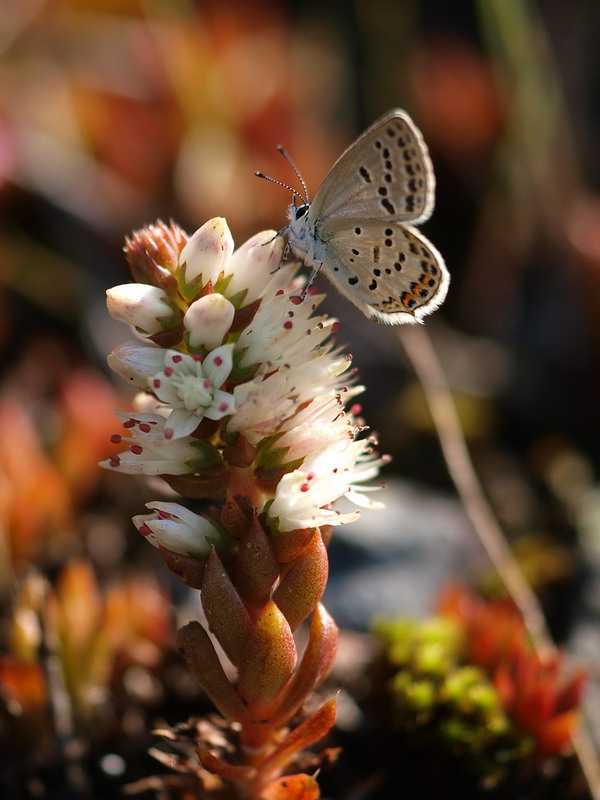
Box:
[149,345,236,439]
[268,439,386,532]
[184,293,235,350]
[132,501,221,556]
[106,284,176,333]
[235,289,338,371]
[99,412,213,475]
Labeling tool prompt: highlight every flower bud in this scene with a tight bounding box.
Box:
[226,231,285,302]
[179,218,233,297]
[107,341,165,388]
[133,501,222,557]
[106,284,179,334]
[184,293,235,350]
[124,221,188,289]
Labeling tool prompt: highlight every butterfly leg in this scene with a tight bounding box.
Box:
[262,225,289,246]
[262,226,292,274]
[299,259,324,300]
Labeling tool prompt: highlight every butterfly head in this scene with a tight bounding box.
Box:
[286,198,312,244]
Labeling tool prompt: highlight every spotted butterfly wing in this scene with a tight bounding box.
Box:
[308,109,435,226]
[316,221,447,324]
[288,109,449,324]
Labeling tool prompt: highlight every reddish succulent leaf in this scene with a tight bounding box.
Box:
[222,432,257,467]
[271,604,338,724]
[273,532,328,631]
[219,492,253,539]
[260,773,320,800]
[536,711,577,756]
[159,545,205,589]
[196,742,255,782]
[201,548,252,666]
[257,698,337,785]
[237,600,297,716]
[233,515,279,606]
[176,622,248,722]
[270,527,315,563]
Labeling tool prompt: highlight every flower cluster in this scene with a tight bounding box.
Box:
[102,218,385,555]
[101,217,386,797]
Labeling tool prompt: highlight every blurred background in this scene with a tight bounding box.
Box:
[2,0,600,797]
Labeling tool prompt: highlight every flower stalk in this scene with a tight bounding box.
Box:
[102,217,385,798]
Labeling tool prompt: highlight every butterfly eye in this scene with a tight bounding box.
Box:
[295,204,309,220]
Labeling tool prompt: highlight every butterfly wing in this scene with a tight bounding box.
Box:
[315,219,449,325]
[309,109,435,227]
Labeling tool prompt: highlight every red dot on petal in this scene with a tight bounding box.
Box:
[165,428,174,440]
[283,321,293,330]
[153,378,161,388]
[109,455,121,466]
[138,423,151,432]
[290,295,303,305]
[202,378,211,388]
[219,402,229,412]
[300,483,310,492]
[213,356,223,366]
[164,367,173,377]
[138,524,153,537]
[110,434,122,443]
[123,419,135,428]
[130,445,143,455]
[158,510,171,519]
[193,354,203,361]
[276,289,284,296]
[172,355,182,362]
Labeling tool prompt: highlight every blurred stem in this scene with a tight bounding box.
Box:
[475,0,581,235]
[399,324,600,799]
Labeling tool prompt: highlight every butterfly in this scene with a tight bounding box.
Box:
[257,109,449,324]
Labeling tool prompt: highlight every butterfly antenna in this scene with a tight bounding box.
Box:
[277,145,309,203]
[255,171,305,204]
